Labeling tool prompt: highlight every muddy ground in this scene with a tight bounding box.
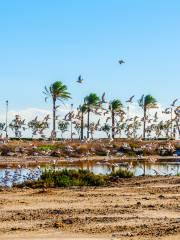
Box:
[0,176,180,240]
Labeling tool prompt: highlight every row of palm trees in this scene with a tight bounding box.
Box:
[42,81,179,140]
[0,81,178,139]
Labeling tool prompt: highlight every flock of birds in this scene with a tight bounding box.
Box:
[68,58,179,139]
[3,95,179,140]
[0,58,179,140]
[0,166,41,187]
[61,96,179,140]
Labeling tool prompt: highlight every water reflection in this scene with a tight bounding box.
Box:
[0,161,179,187]
[66,161,180,176]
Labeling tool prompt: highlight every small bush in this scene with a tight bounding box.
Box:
[110,169,133,178]
[20,169,106,188]
[37,145,57,151]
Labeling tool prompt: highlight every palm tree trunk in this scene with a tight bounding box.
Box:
[112,111,115,139]
[81,111,84,140]
[176,119,180,137]
[143,107,146,139]
[171,108,173,138]
[52,98,56,139]
[87,108,90,139]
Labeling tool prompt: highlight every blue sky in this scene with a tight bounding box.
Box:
[0,0,179,113]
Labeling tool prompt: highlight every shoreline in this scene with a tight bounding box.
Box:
[0,155,179,168]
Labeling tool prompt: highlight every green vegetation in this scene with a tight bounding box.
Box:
[110,169,134,178]
[84,93,100,139]
[138,94,157,138]
[37,145,57,151]
[58,121,70,138]
[41,169,106,187]
[18,169,106,188]
[16,168,134,188]
[43,81,71,139]
[109,99,123,139]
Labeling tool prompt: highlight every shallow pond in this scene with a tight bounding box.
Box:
[0,161,180,187]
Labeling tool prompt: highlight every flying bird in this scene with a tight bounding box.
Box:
[101,92,106,103]
[97,119,100,126]
[162,108,171,114]
[171,98,178,107]
[77,75,84,84]
[154,112,158,121]
[126,95,135,103]
[63,113,70,121]
[106,117,111,123]
[44,115,50,121]
[118,59,125,64]
[34,116,38,121]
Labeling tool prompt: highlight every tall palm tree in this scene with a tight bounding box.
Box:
[84,93,100,139]
[43,81,71,139]
[109,99,123,139]
[79,104,87,140]
[138,94,157,139]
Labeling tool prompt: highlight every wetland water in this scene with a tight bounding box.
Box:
[0,160,180,187]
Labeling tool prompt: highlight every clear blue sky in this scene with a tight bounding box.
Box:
[0,0,179,112]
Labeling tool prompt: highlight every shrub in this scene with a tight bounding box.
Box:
[37,145,57,151]
[110,169,133,178]
[19,169,106,188]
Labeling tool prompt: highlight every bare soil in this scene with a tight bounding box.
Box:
[0,176,180,239]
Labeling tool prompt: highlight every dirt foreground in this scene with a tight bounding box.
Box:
[0,176,180,240]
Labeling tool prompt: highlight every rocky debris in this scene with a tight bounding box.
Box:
[54,221,65,228]
[159,194,165,199]
[62,218,73,225]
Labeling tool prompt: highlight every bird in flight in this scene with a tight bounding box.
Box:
[118,59,125,64]
[77,75,84,84]
[154,112,158,122]
[126,95,135,103]
[171,98,178,107]
[101,92,106,103]
[162,108,171,114]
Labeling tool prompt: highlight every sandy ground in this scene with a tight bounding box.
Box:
[0,176,180,240]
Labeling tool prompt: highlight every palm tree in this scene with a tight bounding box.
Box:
[84,93,100,139]
[79,104,87,140]
[138,94,157,139]
[101,123,111,138]
[109,99,123,138]
[43,81,71,139]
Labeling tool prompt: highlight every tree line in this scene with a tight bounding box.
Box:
[0,81,179,140]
